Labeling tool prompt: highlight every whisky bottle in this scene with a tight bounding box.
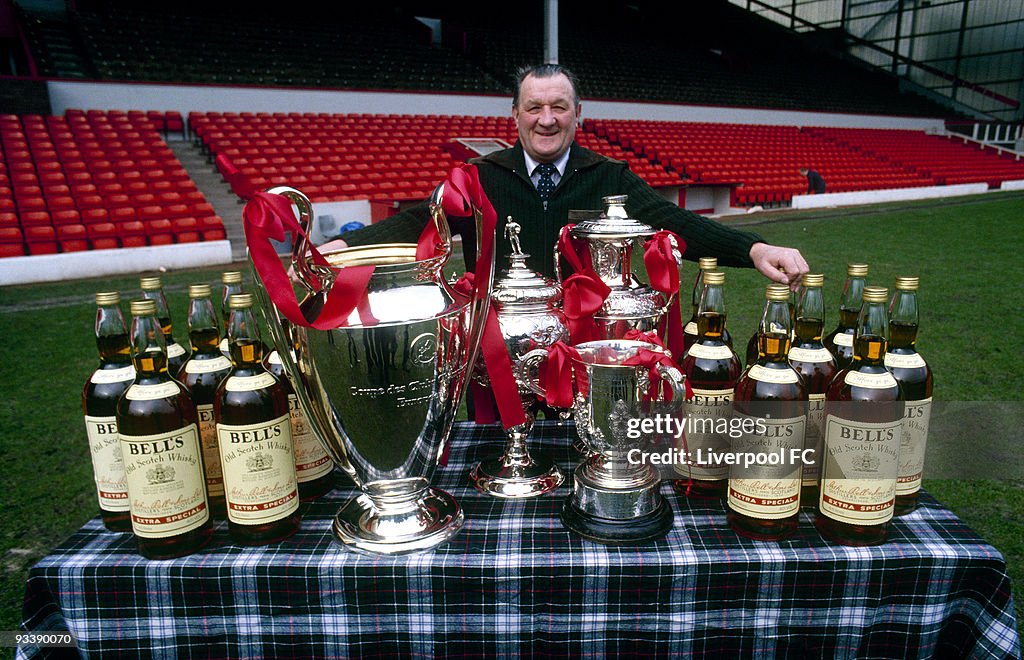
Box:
[215,294,301,545]
[885,277,932,515]
[675,270,742,498]
[728,284,807,540]
[823,264,868,371]
[266,349,335,500]
[816,286,904,546]
[117,299,212,559]
[82,291,135,532]
[788,274,838,507]
[684,257,732,353]
[219,271,244,357]
[140,276,189,376]
[179,284,233,517]
[745,287,795,368]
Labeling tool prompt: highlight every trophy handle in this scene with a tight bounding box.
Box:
[264,185,320,294]
[553,242,564,284]
[655,364,687,401]
[516,348,549,398]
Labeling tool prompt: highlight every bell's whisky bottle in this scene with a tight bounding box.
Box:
[745,287,795,368]
[215,294,301,545]
[82,291,135,532]
[885,277,932,515]
[117,299,212,559]
[816,286,904,546]
[140,276,189,377]
[684,257,732,353]
[675,270,742,498]
[788,274,837,507]
[823,264,868,371]
[219,271,244,357]
[728,284,808,540]
[266,349,335,500]
[179,284,232,517]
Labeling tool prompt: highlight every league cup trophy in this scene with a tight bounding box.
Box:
[523,339,685,544]
[469,220,567,498]
[244,177,493,555]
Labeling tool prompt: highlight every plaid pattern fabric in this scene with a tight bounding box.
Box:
[19,421,1021,659]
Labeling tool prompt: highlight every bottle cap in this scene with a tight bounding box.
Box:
[766,284,790,301]
[801,273,824,287]
[130,299,158,316]
[95,291,120,305]
[139,276,163,291]
[895,276,919,291]
[228,293,255,309]
[698,257,718,271]
[862,286,888,303]
[188,284,212,298]
[703,271,725,285]
[847,263,869,277]
[222,271,243,285]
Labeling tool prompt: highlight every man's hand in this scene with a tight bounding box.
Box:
[288,238,349,283]
[749,243,809,290]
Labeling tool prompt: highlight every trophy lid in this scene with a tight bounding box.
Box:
[492,219,562,308]
[571,195,655,240]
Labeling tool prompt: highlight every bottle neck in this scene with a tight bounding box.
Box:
[142,289,176,341]
[794,285,825,344]
[130,314,170,378]
[221,284,244,328]
[757,299,791,362]
[690,270,705,315]
[187,298,222,354]
[96,305,131,365]
[838,276,866,317]
[853,301,889,366]
[697,283,727,340]
[227,308,264,369]
[888,290,919,350]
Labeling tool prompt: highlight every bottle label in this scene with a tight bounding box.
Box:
[683,321,698,336]
[686,343,735,360]
[788,346,833,364]
[120,424,210,538]
[219,337,229,355]
[267,351,283,366]
[844,371,899,389]
[728,414,805,519]
[84,415,130,511]
[819,415,901,525]
[897,397,933,495]
[802,394,826,486]
[884,352,927,369]
[675,388,734,480]
[167,342,187,359]
[184,355,232,374]
[125,381,181,401]
[217,413,300,524]
[289,394,334,482]
[195,404,224,499]
[90,365,136,384]
[832,333,854,348]
[225,372,278,392]
[747,364,800,384]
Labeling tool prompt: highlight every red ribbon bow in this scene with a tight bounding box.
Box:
[538,342,586,409]
[623,348,684,402]
[643,230,686,363]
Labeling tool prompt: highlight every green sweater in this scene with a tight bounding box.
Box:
[340,142,763,277]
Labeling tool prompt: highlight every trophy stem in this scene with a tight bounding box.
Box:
[470,418,564,499]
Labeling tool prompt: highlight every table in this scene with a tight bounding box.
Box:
[19,421,1021,658]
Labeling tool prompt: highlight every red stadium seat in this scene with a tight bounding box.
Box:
[57,224,90,252]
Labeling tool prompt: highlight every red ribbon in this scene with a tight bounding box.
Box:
[644,230,686,364]
[538,342,584,409]
[556,224,593,275]
[623,329,666,349]
[562,272,610,344]
[623,348,682,402]
[243,192,375,330]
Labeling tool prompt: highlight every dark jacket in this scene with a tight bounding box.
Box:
[806,169,826,194]
[341,142,763,277]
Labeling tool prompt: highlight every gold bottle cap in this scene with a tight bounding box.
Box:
[703,271,725,285]
[862,286,888,303]
[130,299,158,316]
[228,293,255,309]
[801,273,824,287]
[766,284,791,301]
[895,276,919,291]
[188,284,212,298]
[847,263,869,277]
[139,276,163,291]
[222,271,243,285]
[95,291,120,305]
[698,257,718,271]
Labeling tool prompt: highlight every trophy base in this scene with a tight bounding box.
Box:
[561,496,673,546]
[470,453,564,499]
[332,487,464,555]
[560,465,673,545]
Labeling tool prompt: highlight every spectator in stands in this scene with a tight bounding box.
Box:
[800,167,826,194]
[320,63,809,288]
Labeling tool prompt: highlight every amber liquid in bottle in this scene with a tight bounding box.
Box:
[676,272,742,499]
[179,285,232,517]
[215,296,301,545]
[728,286,808,541]
[82,293,134,532]
[140,276,189,376]
[684,258,732,354]
[117,300,213,559]
[816,288,904,546]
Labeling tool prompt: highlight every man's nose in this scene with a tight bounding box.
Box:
[537,107,557,125]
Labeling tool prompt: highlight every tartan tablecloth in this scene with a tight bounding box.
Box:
[19,421,1021,659]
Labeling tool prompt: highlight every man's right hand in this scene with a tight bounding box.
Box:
[288,238,349,283]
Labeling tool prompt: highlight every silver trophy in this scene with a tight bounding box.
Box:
[253,185,492,555]
[469,219,567,498]
[522,339,684,544]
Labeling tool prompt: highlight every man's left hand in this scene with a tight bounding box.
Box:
[749,243,809,290]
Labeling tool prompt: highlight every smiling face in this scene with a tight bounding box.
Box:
[512,72,581,164]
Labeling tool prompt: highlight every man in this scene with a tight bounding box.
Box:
[800,167,826,195]
[325,64,809,288]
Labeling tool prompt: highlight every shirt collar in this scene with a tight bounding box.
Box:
[524,148,571,177]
